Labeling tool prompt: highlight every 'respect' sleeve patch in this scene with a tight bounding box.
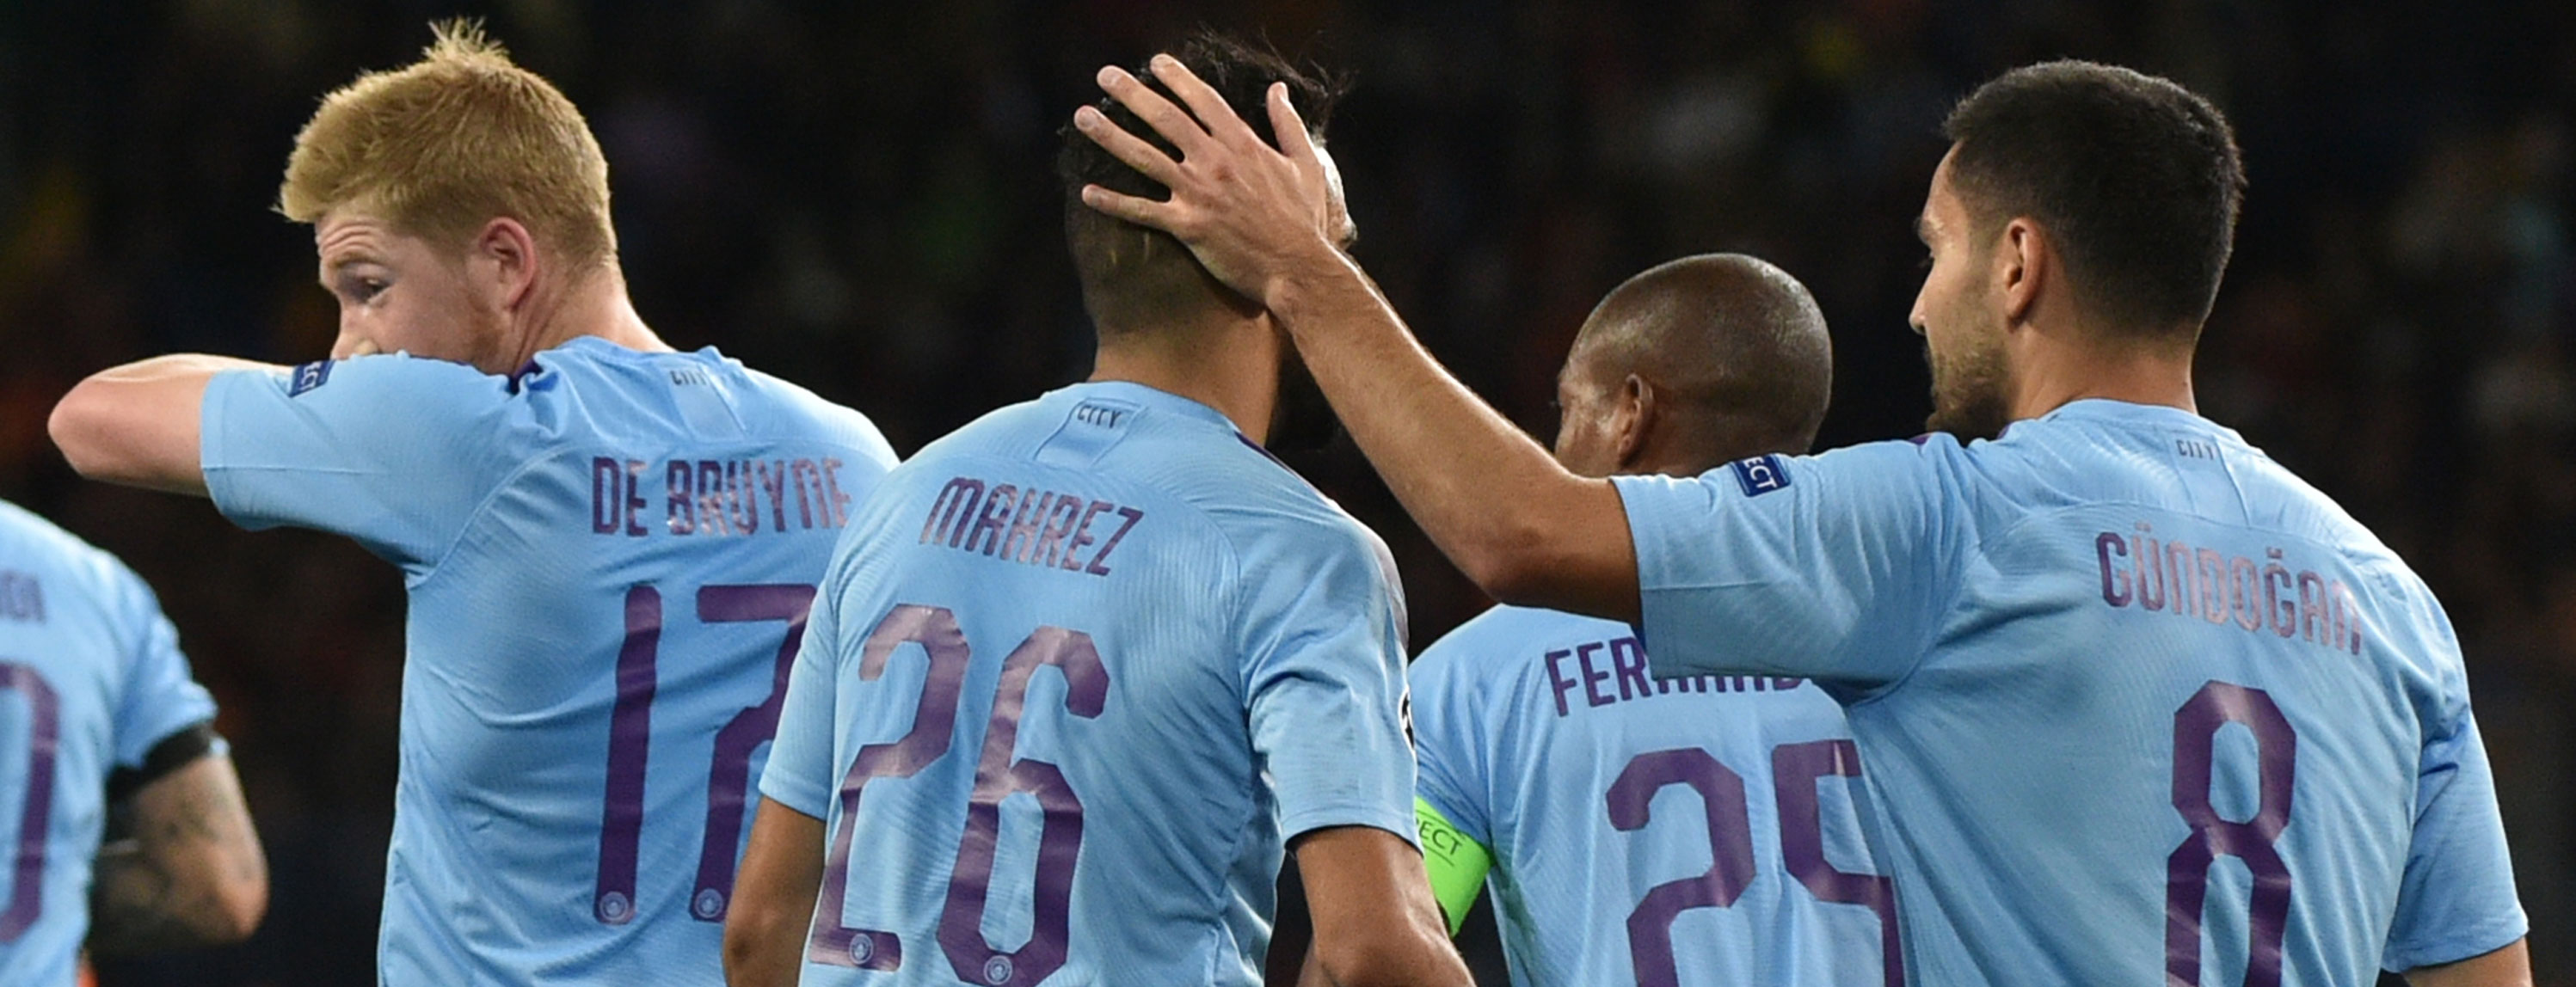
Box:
[288,360,335,396]
[1729,453,1792,497]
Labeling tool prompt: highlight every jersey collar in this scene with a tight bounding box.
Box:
[2038,398,2249,444]
[1057,380,1245,435]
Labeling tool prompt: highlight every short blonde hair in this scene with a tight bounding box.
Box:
[280,21,615,269]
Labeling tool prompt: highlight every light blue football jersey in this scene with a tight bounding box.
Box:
[761,380,1416,987]
[0,500,218,987]
[1412,604,1897,987]
[1613,399,2526,984]
[200,338,896,985]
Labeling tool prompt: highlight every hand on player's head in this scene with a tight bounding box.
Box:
[1073,55,1346,309]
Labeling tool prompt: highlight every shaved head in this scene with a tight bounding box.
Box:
[1553,254,1832,477]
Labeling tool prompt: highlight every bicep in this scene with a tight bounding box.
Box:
[1483,477,1638,624]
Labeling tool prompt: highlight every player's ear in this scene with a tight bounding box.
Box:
[1999,217,2043,324]
[1612,373,1652,470]
[470,217,542,310]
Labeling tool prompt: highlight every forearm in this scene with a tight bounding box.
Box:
[88,756,266,954]
[2406,938,2530,987]
[724,799,826,987]
[51,354,278,497]
[1263,251,1638,621]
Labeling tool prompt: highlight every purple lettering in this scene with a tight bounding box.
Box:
[1577,642,1614,708]
[593,458,622,534]
[792,460,821,530]
[2136,536,2167,611]
[697,462,731,536]
[2097,532,2131,606]
[726,461,759,535]
[2229,555,2263,632]
[759,461,791,532]
[1083,506,1146,577]
[999,493,1054,562]
[1610,637,1651,702]
[2298,572,2327,643]
[963,486,1018,556]
[2198,549,2229,625]
[624,461,649,537]
[1545,650,1580,717]
[2262,553,2295,638]
[1032,497,1083,567]
[921,478,987,546]
[822,457,852,527]
[667,461,697,535]
[1058,501,1114,572]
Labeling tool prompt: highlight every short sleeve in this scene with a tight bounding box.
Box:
[104,559,217,768]
[759,562,845,820]
[1610,439,1968,693]
[1407,635,1491,847]
[1238,518,1417,847]
[200,355,521,572]
[2382,707,2528,971]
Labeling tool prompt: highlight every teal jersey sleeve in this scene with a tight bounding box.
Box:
[200,355,521,572]
[1610,439,1970,693]
[1234,515,1417,845]
[104,557,217,765]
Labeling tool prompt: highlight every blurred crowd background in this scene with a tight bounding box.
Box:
[3,0,2571,983]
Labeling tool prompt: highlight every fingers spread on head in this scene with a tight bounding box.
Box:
[1074,106,1183,187]
[1150,53,1263,149]
[1265,83,1321,168]
[1097,64,1208,156]
[1081,184,1180,231]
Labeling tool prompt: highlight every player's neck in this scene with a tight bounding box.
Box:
[502,264,673,371]
[1087,316,1281,444]
[2007,330,2198,422]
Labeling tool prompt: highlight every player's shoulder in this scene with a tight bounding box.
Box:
[1418,605,1625,677]
[711,355,898,465]
[0,500,151,622]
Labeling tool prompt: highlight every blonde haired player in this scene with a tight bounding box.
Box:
[49,21,896,984]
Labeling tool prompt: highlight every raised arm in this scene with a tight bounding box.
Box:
[88,745,267,955]
[723,797,826,987]
[1073,58,1639,622]
[50,355,280,497]
[1290,825,1472,987]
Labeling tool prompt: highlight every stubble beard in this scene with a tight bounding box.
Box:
[1924,329,2014,443]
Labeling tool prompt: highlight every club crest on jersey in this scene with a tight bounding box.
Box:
[288,360,334,396]
[1730,454,1791,497]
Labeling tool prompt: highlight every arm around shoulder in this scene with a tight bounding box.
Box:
[51,355,277,497]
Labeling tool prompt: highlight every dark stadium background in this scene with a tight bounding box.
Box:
[2,1,2570,984]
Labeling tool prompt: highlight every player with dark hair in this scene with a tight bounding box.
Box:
[46,23,896,984]
[1077,57,2530,985]
[1411,254,1905,987]
[0,502,266,984]
[722,34,1468,987]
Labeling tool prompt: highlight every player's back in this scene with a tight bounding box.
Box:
[1625,399,2524,984]
[200,339,897,984]
[1412,605,1897,987]
[0,500,215,985]
[763,381,1414,987]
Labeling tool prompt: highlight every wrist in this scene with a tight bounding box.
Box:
[1258,239,1367,328]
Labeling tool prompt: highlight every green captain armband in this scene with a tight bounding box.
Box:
[1414,796,1491,936]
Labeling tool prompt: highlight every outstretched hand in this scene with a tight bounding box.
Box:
[1073,54,1347,309]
